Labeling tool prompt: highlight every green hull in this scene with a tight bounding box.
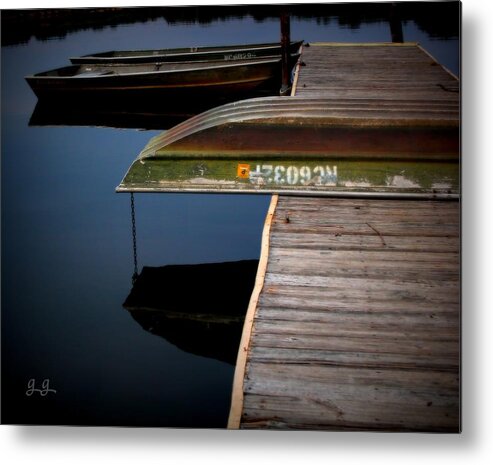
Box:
[118,157,458,197]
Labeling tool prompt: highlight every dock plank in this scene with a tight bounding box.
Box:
[243,364,459,431]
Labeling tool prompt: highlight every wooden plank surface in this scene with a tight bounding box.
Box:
[231,196,460,431]
[295,43,459,100]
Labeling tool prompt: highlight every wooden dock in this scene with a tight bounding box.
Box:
[228,44,460,431]
[292,42,458,98]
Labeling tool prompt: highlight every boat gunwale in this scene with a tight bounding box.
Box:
[69,40,304,62]
[25,56,289,81]
[115,184,460,200]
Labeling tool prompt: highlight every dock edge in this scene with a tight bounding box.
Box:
[227,194,279,429]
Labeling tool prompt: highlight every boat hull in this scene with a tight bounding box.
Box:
[70,40,303,64]
[26,59,285,101]
[117,96,460,198]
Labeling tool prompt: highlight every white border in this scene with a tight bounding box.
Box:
[0,0,461,8]
[3,1,493,465]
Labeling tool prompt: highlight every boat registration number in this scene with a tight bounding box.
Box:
[239,164,338,186]
[224,52,257,60]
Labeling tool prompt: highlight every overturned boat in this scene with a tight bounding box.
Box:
[117,95,460,197]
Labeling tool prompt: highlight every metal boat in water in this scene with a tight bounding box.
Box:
[69,40,303,64]
[26,55,299,101]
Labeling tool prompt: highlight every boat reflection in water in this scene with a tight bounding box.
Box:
[123,260,259,365]
[29,98,197,130]
[28,86,279,130]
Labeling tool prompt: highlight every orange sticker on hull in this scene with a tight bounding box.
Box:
[237,164,250,178]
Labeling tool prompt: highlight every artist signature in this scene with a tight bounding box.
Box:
[26,378,57,396]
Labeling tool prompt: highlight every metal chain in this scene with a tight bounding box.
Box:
[130,193,139,284]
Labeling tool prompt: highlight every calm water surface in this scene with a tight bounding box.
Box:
[1,7,459,427]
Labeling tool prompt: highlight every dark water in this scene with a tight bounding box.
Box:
[1,5,459,427]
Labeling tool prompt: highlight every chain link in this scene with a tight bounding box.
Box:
[130,193,139,284]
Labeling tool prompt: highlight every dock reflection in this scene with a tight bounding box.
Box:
[123,260,258,364]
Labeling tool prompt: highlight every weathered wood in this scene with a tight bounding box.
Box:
[230,196,460,431]
[245,363,459,395]
[296,42,460,101]
[242,363,459,431]
[255,307,460,327]
[275,198,460,214]
[250,332,459,357]
[257,287,459,314]
[275,208,459,224]
[265,272,460,291]
[258,290,458,313]
[252,320,458,343]
[275,197,459,208]
[248,347,459,372]
[271,222,459,238]
[270,232,460,252]
[268,248,459,265]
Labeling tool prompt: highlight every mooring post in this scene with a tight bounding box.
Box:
[280,9,291,96]
[389,3,404,43]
